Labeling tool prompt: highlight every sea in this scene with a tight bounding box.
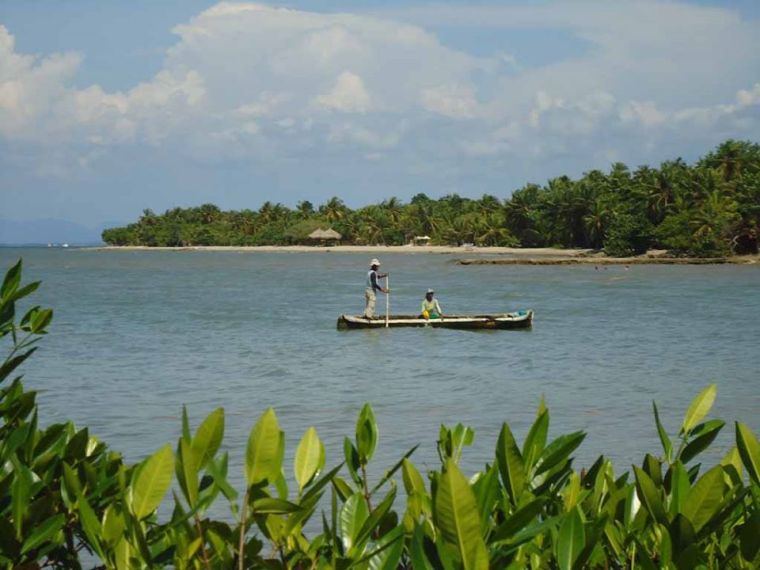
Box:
[1,247,758,490]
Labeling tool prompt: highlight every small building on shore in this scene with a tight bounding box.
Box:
[308,228,342,244]
[412,235,431,246]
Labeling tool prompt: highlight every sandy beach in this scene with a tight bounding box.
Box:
[458,255,760,265]
[88,245,590,256]
[86,245,759,264]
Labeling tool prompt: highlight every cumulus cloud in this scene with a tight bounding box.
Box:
[315,71,372,113]
[0,0,759,179]
[420,84,479,118]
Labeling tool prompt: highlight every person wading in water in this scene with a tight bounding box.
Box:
[364,258,389,318]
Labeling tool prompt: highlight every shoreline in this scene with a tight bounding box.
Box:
[85,245,589,256]
[457,256,759,265]
[84,245,760,264]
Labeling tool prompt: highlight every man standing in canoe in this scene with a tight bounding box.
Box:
[364,258,389,318]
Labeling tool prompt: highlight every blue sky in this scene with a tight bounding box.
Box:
[1,0,759,227]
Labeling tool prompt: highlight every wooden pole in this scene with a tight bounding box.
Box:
[385,273,390,328]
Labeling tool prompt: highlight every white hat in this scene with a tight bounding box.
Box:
[370,258,381,266]
[426,288,435,294]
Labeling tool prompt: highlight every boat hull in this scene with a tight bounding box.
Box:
[336,310,533,330]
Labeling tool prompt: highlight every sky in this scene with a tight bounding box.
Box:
[1,0,759,228]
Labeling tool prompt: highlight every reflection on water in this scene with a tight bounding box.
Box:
[2,248,759,491]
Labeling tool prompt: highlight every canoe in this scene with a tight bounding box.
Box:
[336,310,533,330]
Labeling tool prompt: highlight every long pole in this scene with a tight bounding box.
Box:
[385,273,390,328]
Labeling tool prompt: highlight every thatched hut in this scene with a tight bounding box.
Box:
[308,228,342,244]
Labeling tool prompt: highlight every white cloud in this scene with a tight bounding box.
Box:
[315,71,372,113]
[737,83,760,107]
[420,84,479,118]
[327,121,404,149]
[619,101,666,128]
[0,1,759,179]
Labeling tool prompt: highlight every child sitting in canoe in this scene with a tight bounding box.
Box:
[421,289,443,319]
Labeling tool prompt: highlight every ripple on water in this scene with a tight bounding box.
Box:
[3,249,759,478]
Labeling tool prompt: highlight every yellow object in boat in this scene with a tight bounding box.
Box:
[422,310,430,319]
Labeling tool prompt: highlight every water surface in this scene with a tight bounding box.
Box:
[2,248,758,486]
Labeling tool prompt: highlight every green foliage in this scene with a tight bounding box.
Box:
[101,140,760,257]
[2,259,760,569]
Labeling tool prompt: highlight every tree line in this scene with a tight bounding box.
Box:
[102,140,760,257]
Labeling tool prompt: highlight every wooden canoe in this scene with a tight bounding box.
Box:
[336,310,533,330]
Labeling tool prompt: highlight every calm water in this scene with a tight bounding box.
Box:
[2,248,759,486]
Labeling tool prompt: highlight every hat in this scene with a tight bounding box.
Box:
[370,258,381,267]
[426,288,435,294]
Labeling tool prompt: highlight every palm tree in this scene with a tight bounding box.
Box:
[320,197,349,224]
[583,198,612,249]
[296,201,315,219]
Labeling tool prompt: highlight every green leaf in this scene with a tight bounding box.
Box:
[29,308,53,334]
[62,462,82,502]
[131,444,175,519]
[682,465,725,532]
[114,538,132,570]
[181,405,191,442]
[471,464,499,530]
[522,409,549,472]
[739,510,760,563]
[720,446,743,477]
[205,452,238,502]
[344,437,362,485]
[409,525,435,570]
[668,513,695,559]
[101,505,126,544]
[356,403,378,464]
[1,259,22,299]
[295,426,325,491]
[434,459,488,570]
[332,476,354,502]
[177,437,199,507]
[633,466,667,524]
[250,497,302,514]
[78,494,104,559]
[669,461,690,516]
[642,453,663,487]
[355,487,397,548]
[680,384,717,435]
[0,348,36,382]
[8,281,40,303]
[535,431,586,476]
[274,471,289,499]
[491,498,546,542]
[653,401,673,462]
[557,506,585,570]
[245,408,285,486]
[339,493,370,554]
[11,461,33,538]
[496,422,525,505]
[20,513,65,554]
[736,422,760,485]
[191,407,224,470]
[680,419,724,464]
[368,525,404,570]
[403,458,426,495]
[301,463,343,504]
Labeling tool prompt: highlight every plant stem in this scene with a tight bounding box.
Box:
[194,513,211,570]
[360,464,373,511]
[2,330,33,366]
[238,488,249,570]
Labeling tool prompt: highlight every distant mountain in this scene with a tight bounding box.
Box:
[0,218,107,245]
